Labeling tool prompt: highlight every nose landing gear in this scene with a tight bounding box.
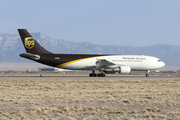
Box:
[146,70,150,77]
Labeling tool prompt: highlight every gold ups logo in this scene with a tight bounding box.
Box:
[24,37,35,49]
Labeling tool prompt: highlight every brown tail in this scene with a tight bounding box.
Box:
[18,29,52,54]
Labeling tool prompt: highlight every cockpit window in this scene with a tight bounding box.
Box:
[158,60,161,62]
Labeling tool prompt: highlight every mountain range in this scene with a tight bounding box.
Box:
[0,33,179,66]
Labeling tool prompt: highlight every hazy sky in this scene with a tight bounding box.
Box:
[0,0,180,46]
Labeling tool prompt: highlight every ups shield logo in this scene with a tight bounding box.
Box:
[25,37,35,49]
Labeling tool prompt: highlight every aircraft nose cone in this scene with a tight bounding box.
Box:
[161,61,165,67]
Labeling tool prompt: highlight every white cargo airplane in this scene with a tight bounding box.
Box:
[18,29,165,77]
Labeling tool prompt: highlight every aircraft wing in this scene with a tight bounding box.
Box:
[95,59,122,70]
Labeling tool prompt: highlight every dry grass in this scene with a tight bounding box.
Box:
[0,74,180,119]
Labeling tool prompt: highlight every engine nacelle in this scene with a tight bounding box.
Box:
[119,66,131,74]
[104,66,131,74]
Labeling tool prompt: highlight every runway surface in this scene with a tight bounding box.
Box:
[0,76,179,80]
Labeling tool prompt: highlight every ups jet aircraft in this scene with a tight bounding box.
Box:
[18,29,165,77]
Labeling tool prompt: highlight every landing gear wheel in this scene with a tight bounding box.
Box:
[89,70,97,77]
[98,73,105,77]
[102,74,105,77]
[89,73,97,77]
[145,73,149,77]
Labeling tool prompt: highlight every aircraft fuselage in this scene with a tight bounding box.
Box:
[20,53,165,71]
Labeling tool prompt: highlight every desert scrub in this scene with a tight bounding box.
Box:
[122,99,131,103]
[0,77,180,119]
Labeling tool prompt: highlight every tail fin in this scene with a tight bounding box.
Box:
[18,29,52,54]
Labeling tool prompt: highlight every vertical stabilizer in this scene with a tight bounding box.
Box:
[18,29,52,54]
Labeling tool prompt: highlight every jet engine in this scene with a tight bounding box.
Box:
[104,66,131,74]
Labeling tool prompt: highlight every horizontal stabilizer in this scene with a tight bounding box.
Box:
[20,53,40,60]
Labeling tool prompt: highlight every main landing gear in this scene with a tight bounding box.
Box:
[89,70,105,77]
